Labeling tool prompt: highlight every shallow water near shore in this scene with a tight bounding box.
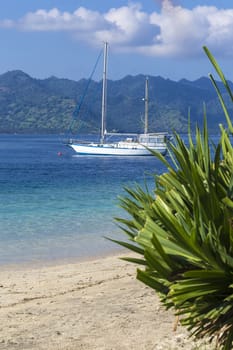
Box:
[0,134,167,264]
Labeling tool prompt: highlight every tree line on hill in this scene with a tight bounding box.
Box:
[0,69,231,134]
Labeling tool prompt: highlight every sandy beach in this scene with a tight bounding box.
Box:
[0,253,212,350]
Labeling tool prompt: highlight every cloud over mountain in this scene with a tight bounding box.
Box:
[1,0,233,58]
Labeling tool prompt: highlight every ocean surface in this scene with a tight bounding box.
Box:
[0,134,167,265]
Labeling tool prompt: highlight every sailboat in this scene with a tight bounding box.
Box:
[69,42,169,156]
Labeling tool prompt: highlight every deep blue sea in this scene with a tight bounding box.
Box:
[0,134,167,265]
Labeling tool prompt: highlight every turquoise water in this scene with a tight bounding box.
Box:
[0,134,165,264]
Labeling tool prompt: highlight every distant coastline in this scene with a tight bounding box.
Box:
[0,70,230,135]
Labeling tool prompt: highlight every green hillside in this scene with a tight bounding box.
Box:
[0,70,230,134]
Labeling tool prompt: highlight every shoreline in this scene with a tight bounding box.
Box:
[0,246,125,270]
[0,252,212,349]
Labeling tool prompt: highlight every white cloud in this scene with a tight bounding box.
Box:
[1,1,233,58]
[148,2,233,57]
[17,7,106,32]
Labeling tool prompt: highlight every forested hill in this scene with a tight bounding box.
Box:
[0,70,231,134]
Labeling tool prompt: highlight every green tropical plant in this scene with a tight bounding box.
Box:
[112,47,233,349]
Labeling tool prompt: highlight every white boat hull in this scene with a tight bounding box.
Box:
[69,142,167,156]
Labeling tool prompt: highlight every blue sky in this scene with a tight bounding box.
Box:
[0,0,232,81]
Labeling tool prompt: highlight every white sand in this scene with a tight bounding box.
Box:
[0,253,212,349]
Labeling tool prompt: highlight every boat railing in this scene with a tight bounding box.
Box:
[105,132,138,136]
[63,138,95,145]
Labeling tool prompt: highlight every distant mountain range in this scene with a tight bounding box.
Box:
[0,69,231,134]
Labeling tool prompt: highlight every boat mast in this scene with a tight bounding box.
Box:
[101,42,108,144]
[144,77,149,134]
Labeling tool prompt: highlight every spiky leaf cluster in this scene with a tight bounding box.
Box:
[113,48,233,349]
